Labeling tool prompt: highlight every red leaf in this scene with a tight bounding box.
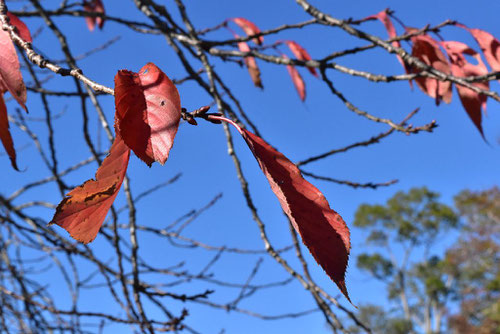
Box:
[50,134,130,244]
[409,30,452,105]
[114,63,181,166]
[0,19,27,111]
[7,12,32,43]
[283,55,306,101]
[0,92,18,170]
[366,10,411,78]
[84,0,105,32]
[284,40,318,78]
[236,38,263,88]
[463,26,500,72]
[442,41,488,138]
[213,116,351,302]
[230,17,263,45]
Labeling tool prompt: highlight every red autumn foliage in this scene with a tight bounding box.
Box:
[7,12,32,43]
[236,36,263,88]
[83,0,105,32]
[283,54,306,101]
[442,41,488,138]
[283,40,318,78]
[114,63,181,166]
[365,10,411,77]
[0,13,28,111]
[0,12,31,170]
[462,26,500,72]
[0,91,17,170]
[211,115,351,302]
[409,30,452,105]
[230,17,263,45]
[49,134,130,244]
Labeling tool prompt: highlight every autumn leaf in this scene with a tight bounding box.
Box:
[236,37,263,88]
[0,91,18,170]
[409,30,452,105]
[442,41,488,138]
[283,54,306,101]
[7,12,32,43]
[84,0,105,32]
[365,9,411,79]
[0,12,31,169]
[49,133,130,244]
[230,17,263,45]
[114,63,181,166]
[283,40,318,78]
[460,25,500,72]
[0,14,28,111]
[211,115,351,302]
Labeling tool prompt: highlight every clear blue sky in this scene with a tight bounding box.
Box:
[2,0,499,333]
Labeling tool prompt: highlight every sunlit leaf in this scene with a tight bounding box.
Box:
[283,40,318,77]
[442,41,488,138]
[213,116,351,302]
[409,30,452,105]
[84,0,105,32]
[283,54,306,101]
[230,17,263,45]
[236,37,263,88]
[50,134,130,244]
[0,91,18,170]
[114,63,181,166]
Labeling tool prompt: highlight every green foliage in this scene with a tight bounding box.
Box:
[354,187,458,245]
[413,256,450,300]
[347,305,413,334]
[357,253,393,280]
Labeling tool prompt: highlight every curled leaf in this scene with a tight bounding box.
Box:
[84,0,105,32]
[442,41,488,138]
[213,116,351,302]
[283,54,306,101]
[114,63,181,166]
[0,91,18,170]
[230,17,263,45]
[50,134,130,244]
[0,17,27,111]
[236,37,263,88]
[409,30,452,105]
[283,40,318,77]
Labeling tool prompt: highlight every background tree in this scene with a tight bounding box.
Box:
[446,187,500,334]
[0,0,499,333]
[353,187,458,334]
[352,187,500,334]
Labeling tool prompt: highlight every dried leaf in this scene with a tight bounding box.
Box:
[365,10,411,77]
[237,38,263,88]
[216,116,351,302]
[84,0,105,32]
[0,18,27,111]
[50,134,130,244]
[442,41,488,138]
[284,40,318,78]
[114,63,181,166]
[0,92,18,170]
[230,17,263,45]
[283,55,306,101]
[409,30,452,105]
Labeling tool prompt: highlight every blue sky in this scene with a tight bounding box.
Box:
[2,0,500,333]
